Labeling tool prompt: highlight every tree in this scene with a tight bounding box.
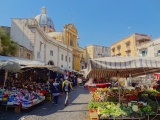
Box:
[0,27,3,38]
[0,27,18,56]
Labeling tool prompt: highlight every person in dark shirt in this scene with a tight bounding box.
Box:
[52,79,60,105]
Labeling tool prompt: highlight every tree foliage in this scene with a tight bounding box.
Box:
[0,27,18,56]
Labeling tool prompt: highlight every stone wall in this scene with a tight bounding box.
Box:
[16,45,34,60]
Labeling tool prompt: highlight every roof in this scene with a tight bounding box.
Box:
[85,44,109,48]
[111,33,152,47]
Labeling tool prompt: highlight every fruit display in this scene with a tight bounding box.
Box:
[91,88,109,102]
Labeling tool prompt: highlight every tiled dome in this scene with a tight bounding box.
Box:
[35,7,55,31]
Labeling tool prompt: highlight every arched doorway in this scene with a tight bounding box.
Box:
[48,61,54,65]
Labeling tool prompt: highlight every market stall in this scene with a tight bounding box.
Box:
[0,56,58,113]
[85,57,160,120]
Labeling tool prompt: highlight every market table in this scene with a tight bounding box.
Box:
[95,83,111,88]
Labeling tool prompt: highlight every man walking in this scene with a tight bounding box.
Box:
[52,79,60,105]
[62,77,73,106]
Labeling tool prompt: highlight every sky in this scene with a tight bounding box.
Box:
[0,0,160,48]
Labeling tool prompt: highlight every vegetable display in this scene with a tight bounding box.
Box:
[88,87,160,119]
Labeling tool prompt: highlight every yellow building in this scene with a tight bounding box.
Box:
[47,23,82,71]
[110,33,152,57]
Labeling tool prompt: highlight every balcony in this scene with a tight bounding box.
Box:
[135,34,152,42]
[116,51,121,56]
[125,47,131,52]
[117,45,121,50]
[111,47,115,51]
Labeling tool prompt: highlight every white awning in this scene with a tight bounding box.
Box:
[0,56,45,66]
[22,65,59,71]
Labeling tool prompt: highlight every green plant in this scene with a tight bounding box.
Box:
[88,102,101,110]
[0,29,18,56]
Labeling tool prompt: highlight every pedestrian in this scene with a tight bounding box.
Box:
[59,78,63,95]
[52,79,60,105]
[82,77,87,89]
[77,76,82,87]
[62,76,73,106]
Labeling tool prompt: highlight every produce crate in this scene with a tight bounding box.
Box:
[46,93,52,101]
[88,112,99,120]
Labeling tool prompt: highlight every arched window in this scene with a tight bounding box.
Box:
[48,61,54,65]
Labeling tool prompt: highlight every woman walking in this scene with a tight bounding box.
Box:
[52,79,60,105]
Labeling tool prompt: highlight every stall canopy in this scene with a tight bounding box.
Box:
[0,56,45,66]
[0,60,21,72]
[86,57,160,78]
[22,65,59,72]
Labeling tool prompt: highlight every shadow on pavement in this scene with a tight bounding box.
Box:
[0,87,90,120]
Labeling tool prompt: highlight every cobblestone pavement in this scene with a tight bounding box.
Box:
[0,87,91,120]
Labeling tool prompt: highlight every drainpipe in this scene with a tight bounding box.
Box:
[44,41,46,64]
[57,41,59,67]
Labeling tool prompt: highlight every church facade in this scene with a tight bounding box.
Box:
[47,24,83,71]
[10,7,75,70]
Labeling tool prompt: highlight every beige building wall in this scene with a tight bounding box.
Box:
[111,33,152,57]
[86,46,94,59]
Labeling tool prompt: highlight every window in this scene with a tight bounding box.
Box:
[82,66,84,69]
[69,66,70,68]
[158,50,160,56]
[142,51,147,57]
[27,53,30,59]
[61,65,63,67]
[69,57,70,62]
[50,50,53,56]
[61,54,63,61]
[70,40,73,46]
[65,56,67,62]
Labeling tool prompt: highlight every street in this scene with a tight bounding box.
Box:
[0,87,91,120]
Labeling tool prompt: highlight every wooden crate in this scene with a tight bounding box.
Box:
[88,112,99,120]
[15,106,21,113]
[46,93,52,101]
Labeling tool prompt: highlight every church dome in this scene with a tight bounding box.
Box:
[35,7,55,31]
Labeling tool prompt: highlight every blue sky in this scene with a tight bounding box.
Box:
[0,0,160,48]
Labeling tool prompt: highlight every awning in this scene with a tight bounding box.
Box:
[86,57,160,78]
[0,56,45,66]
[0,60,21,72]
[22,65,59,72]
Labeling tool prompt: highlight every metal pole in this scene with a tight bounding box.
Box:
[3,72,8,90]
[117,71,121,103]
[57,41,59,67]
